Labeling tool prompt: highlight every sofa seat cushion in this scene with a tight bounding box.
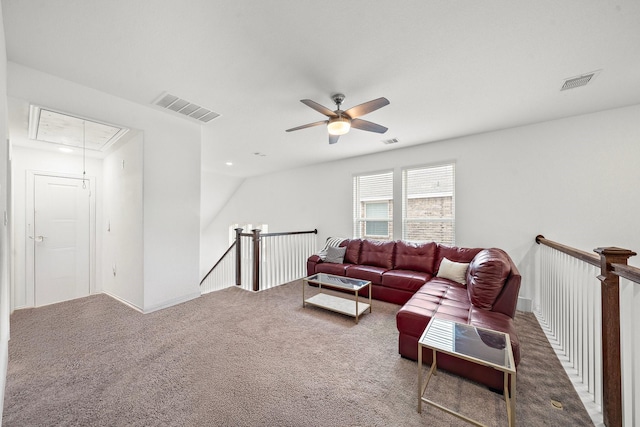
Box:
[315,262,350,276]
[394,241,437,274]
[381,270,431,292]
[346,265,388,284]
[396,282,472,338]
[422,277,466,291]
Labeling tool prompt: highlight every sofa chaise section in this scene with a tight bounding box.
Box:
[306,238,521,391]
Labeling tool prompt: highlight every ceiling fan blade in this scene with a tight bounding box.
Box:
[301,99,337,118]
[329,134,340,144]
[285,120,328,132]
[351,118,388,134]
[344,97,389,119]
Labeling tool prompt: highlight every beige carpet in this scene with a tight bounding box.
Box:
[3,281,593,426]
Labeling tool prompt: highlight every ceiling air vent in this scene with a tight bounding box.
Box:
[561,70,601,91]
[382,138,400,145]
[153,92,220,124]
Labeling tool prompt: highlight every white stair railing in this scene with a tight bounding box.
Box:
[201,228,318,293]
[200,242,237,294]
[259,232,317,291]
[537,244,603,423]
[536,235,639,427]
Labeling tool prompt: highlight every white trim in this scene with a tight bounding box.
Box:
[0,337,7,421]
[101,290,144,313]
[516,297,532,312]
[407,192,453,199]
[142,291,201,314]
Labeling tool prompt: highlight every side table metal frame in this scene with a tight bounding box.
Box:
[417,320,516,426]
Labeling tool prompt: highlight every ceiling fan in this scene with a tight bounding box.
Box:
[286,93,390,144]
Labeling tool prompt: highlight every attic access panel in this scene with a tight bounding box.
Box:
[28,105,129,152]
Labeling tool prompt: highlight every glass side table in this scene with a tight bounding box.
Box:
[417,317,516,426]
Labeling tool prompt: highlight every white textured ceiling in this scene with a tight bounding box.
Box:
[3,0,640,177]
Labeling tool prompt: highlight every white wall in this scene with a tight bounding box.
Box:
[8,63,201,313]
[204,104,640,307]
[142,117,201,311]
[0,4,9,419]
[102,132,143,309]
[199,170,244,278]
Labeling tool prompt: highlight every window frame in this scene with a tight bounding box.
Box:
[353,170,394,241]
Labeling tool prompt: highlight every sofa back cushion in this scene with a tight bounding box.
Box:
[466,248,511,310]
[394,241,437,274]
[359,240,396,269]
[343,239,362,264]
[435,245,482,272]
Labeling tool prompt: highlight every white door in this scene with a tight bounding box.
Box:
[34,175,91,306]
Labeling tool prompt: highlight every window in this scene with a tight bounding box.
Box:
[364,202,389,237]
[353,171,393,240]
[402,163,455,244]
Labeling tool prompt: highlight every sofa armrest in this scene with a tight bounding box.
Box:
[308,254,322,263]
[307,255,323,276]
[491,259,521,318]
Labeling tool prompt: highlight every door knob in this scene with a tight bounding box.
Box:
[29,235,45,242]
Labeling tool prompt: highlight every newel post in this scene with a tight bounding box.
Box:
[235,228,243,287]
[252,229,261,292]
[594,246,636,427]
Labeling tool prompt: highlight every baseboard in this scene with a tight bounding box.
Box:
[0,335,8,421]
[517,297,532,312]
[101,291,144,313]
[142,291,201,314]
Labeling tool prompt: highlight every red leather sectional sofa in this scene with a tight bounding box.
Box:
[306,238,521,391]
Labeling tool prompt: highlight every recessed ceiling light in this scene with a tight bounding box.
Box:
[58,147,74,153]
[225,162,233,166]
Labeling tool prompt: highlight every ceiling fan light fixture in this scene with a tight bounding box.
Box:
[327,117,351,135]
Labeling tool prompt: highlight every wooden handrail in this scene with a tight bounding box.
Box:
[200,241,236,285]
[535,234,600,267]
[612,262,640,284]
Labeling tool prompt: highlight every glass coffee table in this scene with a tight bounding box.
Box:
[417,318,516,426]
[302,273,372,323]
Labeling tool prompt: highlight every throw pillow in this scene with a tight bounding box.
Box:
[324,246,346,264]
[436,257,469,285]
[316,249,328,261]
[316,237,346,260]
